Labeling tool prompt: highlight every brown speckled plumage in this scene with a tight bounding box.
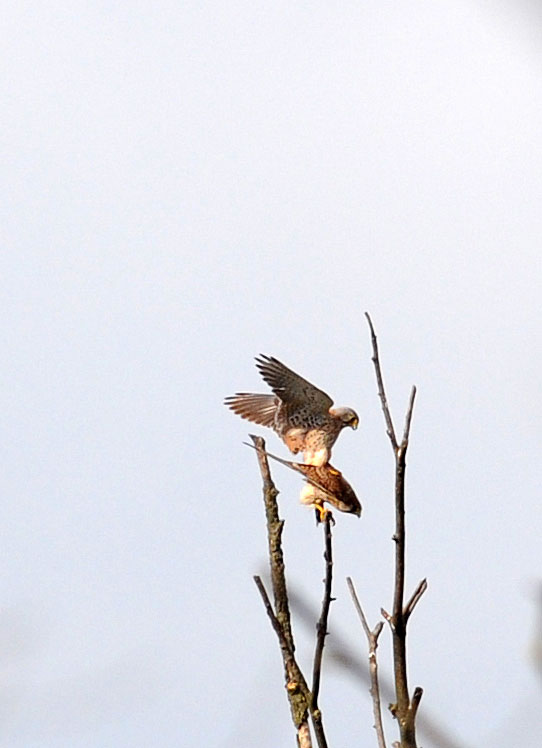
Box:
[245,443,361,519]
[225,355,358,465]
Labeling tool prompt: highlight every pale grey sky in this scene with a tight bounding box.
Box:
[2,1,541,746]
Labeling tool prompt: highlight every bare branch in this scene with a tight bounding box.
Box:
[347,577,387,748]
[254,577,315,747]
[249,433,276,488]
[366,316,421,748]
[347,577,371,638]
[404,579,428,622]
[253,576,305,686]
[312,515,334,711]
[380,607,394,630]
[411,687,423,719]
[251,438,329,748]
[365,312,398,450]
[287,584,471,748]
[401,386,417,448]
[250,435,294,651]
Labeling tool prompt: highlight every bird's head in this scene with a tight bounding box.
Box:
[330,407,359,430]
[333,485,362,517]
[348,501,362,518]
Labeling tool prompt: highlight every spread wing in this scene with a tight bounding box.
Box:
[255,355,333,414]
[224,393,277,427]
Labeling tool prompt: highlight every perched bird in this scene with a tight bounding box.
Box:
[246,441,362,522]
[225,355,358,465]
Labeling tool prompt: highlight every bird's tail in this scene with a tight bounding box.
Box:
[244,440,298,470]
[244,439,337,501]
[224,393,276,427]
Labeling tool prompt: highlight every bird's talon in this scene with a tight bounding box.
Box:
[314,504,335,524]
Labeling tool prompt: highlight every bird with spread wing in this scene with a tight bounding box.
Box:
[225,355,358,466]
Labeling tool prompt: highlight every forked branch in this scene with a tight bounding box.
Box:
[365,314,425,748]
[347,577,387,748]
[287,585,468,748]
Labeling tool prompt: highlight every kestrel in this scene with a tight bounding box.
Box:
[225,355,358,465]
[246,442,361,521]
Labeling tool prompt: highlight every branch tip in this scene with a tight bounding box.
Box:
[365,313,398,449]
[401,385,417,447]
[404,579,428,621]
[411,687,423,718]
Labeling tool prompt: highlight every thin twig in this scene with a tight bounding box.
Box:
[391,440,409,730]
[347,577,387,748]
[401,386,417,447]
[411,687,423,719]
[347,577,371,638]
[404,579,428,622]
[312,514,334,711]
[365,312,398,450]
[253,577,314,747]
[380,608,394,630]
[253,577,307,686]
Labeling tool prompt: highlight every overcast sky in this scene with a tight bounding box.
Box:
[2,1,542,746]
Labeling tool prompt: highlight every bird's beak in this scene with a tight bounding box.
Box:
[351,418,358,430]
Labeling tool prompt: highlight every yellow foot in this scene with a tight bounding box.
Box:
[314,504,335,525]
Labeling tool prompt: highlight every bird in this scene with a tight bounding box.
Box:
[225,355,358,466]
[245,440,361,522]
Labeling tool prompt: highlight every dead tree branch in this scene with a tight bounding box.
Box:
[253,575,312,746]
[311,514,334,716]
[250,435,294,651]
[365,313,424,748]
[347,577,387,748]
[404,579,428,623]
[287,583,470,748]
[250,436,329,748]
[365,312,398,450]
